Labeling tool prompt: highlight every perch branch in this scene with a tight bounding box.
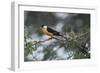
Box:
[32,36,66,45]
[32,38,52,45]
[31,31,90,46]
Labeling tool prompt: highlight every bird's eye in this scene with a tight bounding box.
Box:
[41,25,44,27]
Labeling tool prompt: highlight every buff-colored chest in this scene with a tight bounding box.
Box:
[41,28,53,36]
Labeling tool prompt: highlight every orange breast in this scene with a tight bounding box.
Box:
[41,28,53,36]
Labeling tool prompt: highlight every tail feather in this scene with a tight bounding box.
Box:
[58,34,68,40]
[53,32,67,40]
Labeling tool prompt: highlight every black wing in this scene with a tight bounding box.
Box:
[47,27,61,36]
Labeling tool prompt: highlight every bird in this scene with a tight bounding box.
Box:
[40,25,63,38]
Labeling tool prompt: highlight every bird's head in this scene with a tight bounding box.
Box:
[40,24,47,29]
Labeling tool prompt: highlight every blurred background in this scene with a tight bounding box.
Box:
[24,11,90,61]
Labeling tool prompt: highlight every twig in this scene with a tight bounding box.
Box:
[75,31,90,40]
[32,38,52,45]
[32,36,66,45]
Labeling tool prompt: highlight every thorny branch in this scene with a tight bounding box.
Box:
[25,31,90,60]
[31,31,90,45]
[31,36,65,45]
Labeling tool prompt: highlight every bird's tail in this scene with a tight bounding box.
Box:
[54,32,67,40]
